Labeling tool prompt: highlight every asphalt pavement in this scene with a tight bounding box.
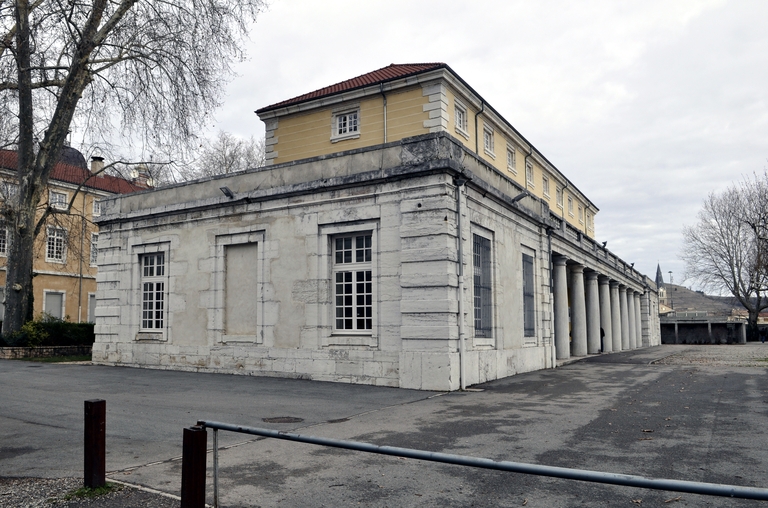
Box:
[2,345,768,507]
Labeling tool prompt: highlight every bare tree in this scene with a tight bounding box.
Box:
[181,131,265,180]
[682,173,768,339]
[0,0,264,333]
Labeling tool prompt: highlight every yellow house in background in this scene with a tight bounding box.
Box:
[0,147,149,325]
[256,63,598,237]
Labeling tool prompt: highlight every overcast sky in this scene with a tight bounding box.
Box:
[205,0,767,287]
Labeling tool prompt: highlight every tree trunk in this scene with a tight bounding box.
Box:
[3,216,36,334]
[748,307,760,342]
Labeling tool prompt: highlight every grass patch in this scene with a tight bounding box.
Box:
[63,482,121,500]
[11,354,91,363]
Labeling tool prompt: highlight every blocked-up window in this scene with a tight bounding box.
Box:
[141,253,165,330]
[523,253,535,337]
[44,291,64,320]
[473,234,492,338]
[333,233,372,332]
[225,242,258,336]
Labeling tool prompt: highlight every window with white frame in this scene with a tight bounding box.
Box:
[332,109,360,142]
[90,233,98,266]
[525,163,534,188]
[522,252,535,337]
[46,227,66,262]
[587,212,593,230]
[556,187,563,208]
[1,182,18,202]
[141,252,166,330]
[483,125,495,156]
[506,146,517,174]
[93,199,102,216]
[49,191,67,210]
[333,233,372,332]
[567,196,574,216]
[473,233,493,338]
[0,223,7,256]
[455,100,468,136]
[578,205,584,224]
[542,175,550,197]
[43,291,64,320]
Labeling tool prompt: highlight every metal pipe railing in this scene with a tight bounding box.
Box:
[193,419,768,507]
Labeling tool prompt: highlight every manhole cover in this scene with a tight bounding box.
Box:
[262,416,304,424]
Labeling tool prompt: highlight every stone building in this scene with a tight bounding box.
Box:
[92,64,660,390]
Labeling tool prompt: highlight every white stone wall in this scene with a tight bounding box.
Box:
[93,133,655,390]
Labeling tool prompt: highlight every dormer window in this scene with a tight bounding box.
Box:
[332,108,360,142]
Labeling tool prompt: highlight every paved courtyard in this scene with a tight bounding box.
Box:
[2,344,768,506]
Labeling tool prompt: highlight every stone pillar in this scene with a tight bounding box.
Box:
[610,281,622,352]
[585,271,600,354]
[627,289,636,349]
[634,292,643,348]
[619,285,630,350]
[553,256,570,360]
[598,276,613,353]
[569,264,588,357]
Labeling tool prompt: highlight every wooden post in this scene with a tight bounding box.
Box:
[181,425,207,507]
[84,399,106,488]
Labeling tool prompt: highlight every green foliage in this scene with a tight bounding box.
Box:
[63,482,120,500]
[0,316,94,347]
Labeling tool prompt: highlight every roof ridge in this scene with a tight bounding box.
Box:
[256,62,447,114]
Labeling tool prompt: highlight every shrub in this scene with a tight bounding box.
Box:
[0,317,95,347]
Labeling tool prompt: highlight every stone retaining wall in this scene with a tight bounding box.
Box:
[0,345,92,359]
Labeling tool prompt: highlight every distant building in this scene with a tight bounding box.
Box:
[656,268,747,343]
[0,148,149,324]
[92,64,660,390]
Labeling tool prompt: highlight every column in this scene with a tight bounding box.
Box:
[634,292,643,348]
[553,256,570,360]
[620,286,630,350]
[610,281,622,352]
[598,276,613,353]
[585,271,600,354]
[569,264,588,357]
[627,289,636,349]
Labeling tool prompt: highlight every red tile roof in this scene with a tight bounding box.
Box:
[256,63,447,113]
[0,149,149,195]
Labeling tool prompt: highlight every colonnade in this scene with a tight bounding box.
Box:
[553,255,648,360]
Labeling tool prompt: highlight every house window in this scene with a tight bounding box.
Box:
[46,227,67,262]
[455,101,468,136]
[578,205,584,224]
[542,176,550,197]
[333,233,372,332]
[526,163,534,188]
[90,233,98,266]
[1,182,18,202]
[567,196,574,216]
[482,125,495,156]
[473,233,492,338]
[522,253,535,337]
[141,253,165,330]
[50,191,67,210]
[332,109,360,142]
[43,291,65,320]
[556,187,563,209]
[587,212,593,230]
[0,223,7,256]
[93,200,102,216]
[88,293,96,323]
[506,146,517,174]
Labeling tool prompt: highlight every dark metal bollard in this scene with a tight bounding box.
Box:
[84,399,106,488]
[180,425,207,508]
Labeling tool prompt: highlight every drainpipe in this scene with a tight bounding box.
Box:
[547,226,555,368]
[379,83,387,144]
[455,176,469,390]
[77,193,85,323]
[474,101,485,155]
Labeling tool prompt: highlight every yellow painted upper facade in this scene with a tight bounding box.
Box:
[257,64,597,237]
